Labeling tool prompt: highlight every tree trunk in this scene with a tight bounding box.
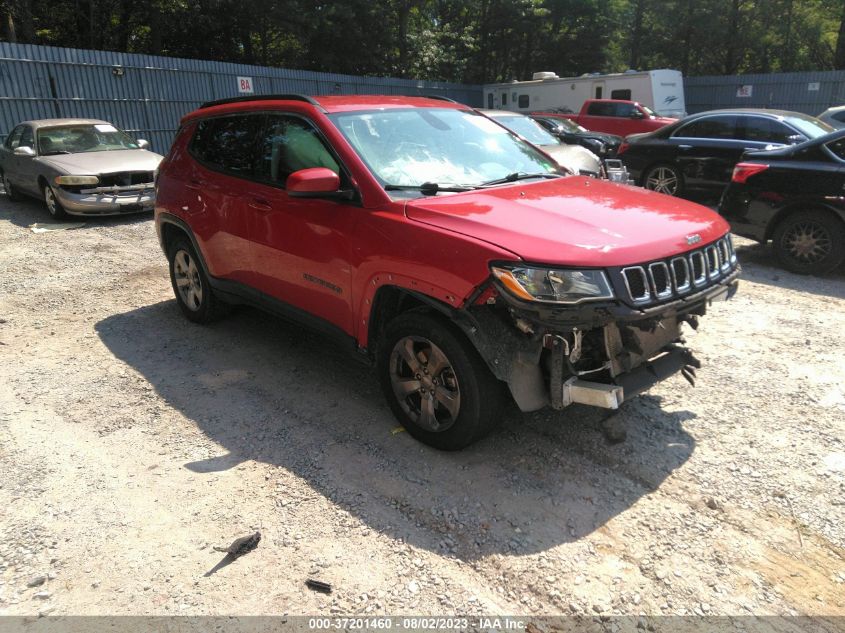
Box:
[2,6,17,43]
[628,0,645,69]
[723,0,741,74]
[15,0,35,42]
[680,0,694,75]
[835,0,845,69]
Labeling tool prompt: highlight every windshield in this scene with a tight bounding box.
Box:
[37,124,140,155]
[329,108,559,189]
[554,117,587,133]
[491,114,559,146]
[784,115,834,139]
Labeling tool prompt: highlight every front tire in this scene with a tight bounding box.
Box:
[771,210,845,275]
[43,183,68,219]
[167,237,228,323]
[377,311,503,450]
[2,171,23,201]
[643,163,684,196]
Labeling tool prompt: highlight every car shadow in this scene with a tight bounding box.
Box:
[96,301,696,560]
[733,240,845,299]
[0,190,152,229]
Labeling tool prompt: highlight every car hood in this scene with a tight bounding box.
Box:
[577,131,623,144]
[540,144,602,175]
[404,177,729,267]
[37,149,163,175]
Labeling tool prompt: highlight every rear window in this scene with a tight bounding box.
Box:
[586,102,616,117]
[189,115,263,176]
[740,117,794,144]
[675,116,738,139]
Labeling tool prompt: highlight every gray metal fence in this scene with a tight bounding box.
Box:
[0,42,484,154]
[685,70,845,116]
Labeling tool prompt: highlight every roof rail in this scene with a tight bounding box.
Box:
[423,95,460,103]
[199,94,326,111]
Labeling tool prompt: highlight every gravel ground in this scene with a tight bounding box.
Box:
[0,193,844,625]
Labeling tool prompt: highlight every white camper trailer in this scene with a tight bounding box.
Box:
[484,69,686,118]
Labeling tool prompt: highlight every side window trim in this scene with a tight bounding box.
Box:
[254,111,347,189]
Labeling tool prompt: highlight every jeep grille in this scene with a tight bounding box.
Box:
[620,235,737,305]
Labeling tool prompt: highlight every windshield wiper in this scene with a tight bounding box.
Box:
[384,181,474,195]
[478,172,563,187]
[41,150,72,155]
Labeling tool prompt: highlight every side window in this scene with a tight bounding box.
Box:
[674,116,737,139]
[256,115,339,186]
[586,102,615,117]
[595,87,603,99]
[19,126,34,149]
[501,93,507,106]
[614,102,638,117]
[611,89,632,100]
[190,115,262,176]
[825,138,845,161]
[487,93,494,109]
[834,111,845,123]
[740,117,792,144]
[518,94,529,108]
[5,126,24,149]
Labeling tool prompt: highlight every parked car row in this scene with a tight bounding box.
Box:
[0,94,839,448]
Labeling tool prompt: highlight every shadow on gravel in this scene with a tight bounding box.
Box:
[97,300,696,560]
[733,241,845,298]
[0,191,152,229]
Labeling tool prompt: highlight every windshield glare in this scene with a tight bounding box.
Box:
[329,109,558,189]
[785,115,834,139]
[492,115,559,146]
[37,124,139,155]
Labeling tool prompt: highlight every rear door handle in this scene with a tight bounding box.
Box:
[678,144,693,150]
[249,197,272,212]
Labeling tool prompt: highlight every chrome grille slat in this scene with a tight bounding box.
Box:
[619,237,738,305]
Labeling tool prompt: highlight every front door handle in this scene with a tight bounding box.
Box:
[678,144,693,151]
[249,197,272,212]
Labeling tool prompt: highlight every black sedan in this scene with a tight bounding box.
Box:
[531,115,623,157]
[719,129,845,275]
[618,109,834,197]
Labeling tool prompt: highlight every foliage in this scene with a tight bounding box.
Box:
[1,0,844,80]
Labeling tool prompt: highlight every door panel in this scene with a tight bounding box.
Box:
[247,114,355,333]
[671,115,744,189]
[184,114,263,285]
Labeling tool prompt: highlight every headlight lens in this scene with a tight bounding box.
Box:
[491,265,614,304]
[55,175,99,186]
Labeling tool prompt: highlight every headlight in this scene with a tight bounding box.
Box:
[491,265,614,304]
[54,175,99,186]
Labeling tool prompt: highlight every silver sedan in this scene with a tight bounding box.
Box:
[0,118,163,218]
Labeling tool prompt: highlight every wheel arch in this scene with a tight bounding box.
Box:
[157,213,213,278]
[764,201,845,242]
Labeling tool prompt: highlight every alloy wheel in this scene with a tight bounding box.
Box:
[645,166,679,195]
[781,221,832,264]
[44,186,59,216]
[389,336,461,432]
[173,249,204,311]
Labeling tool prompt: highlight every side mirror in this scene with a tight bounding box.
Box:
[786,134,807,145]
[287,167,342,198]
[629,110,645,119]
[137,139,150,150]
[14,146,35,157]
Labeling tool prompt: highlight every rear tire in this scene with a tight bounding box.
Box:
[771,210,845,275]
[377,311,503,450]
[43,183,68,219]
[2,171,23,201]
[167,237,229,323]
[642,163,684,196]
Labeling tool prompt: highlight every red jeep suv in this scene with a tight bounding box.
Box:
[155,94,739,450]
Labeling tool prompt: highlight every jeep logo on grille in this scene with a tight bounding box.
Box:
[686,234,702,245]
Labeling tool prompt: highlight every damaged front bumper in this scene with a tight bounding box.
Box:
[459,268,739,413]
[54,183,155,216]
